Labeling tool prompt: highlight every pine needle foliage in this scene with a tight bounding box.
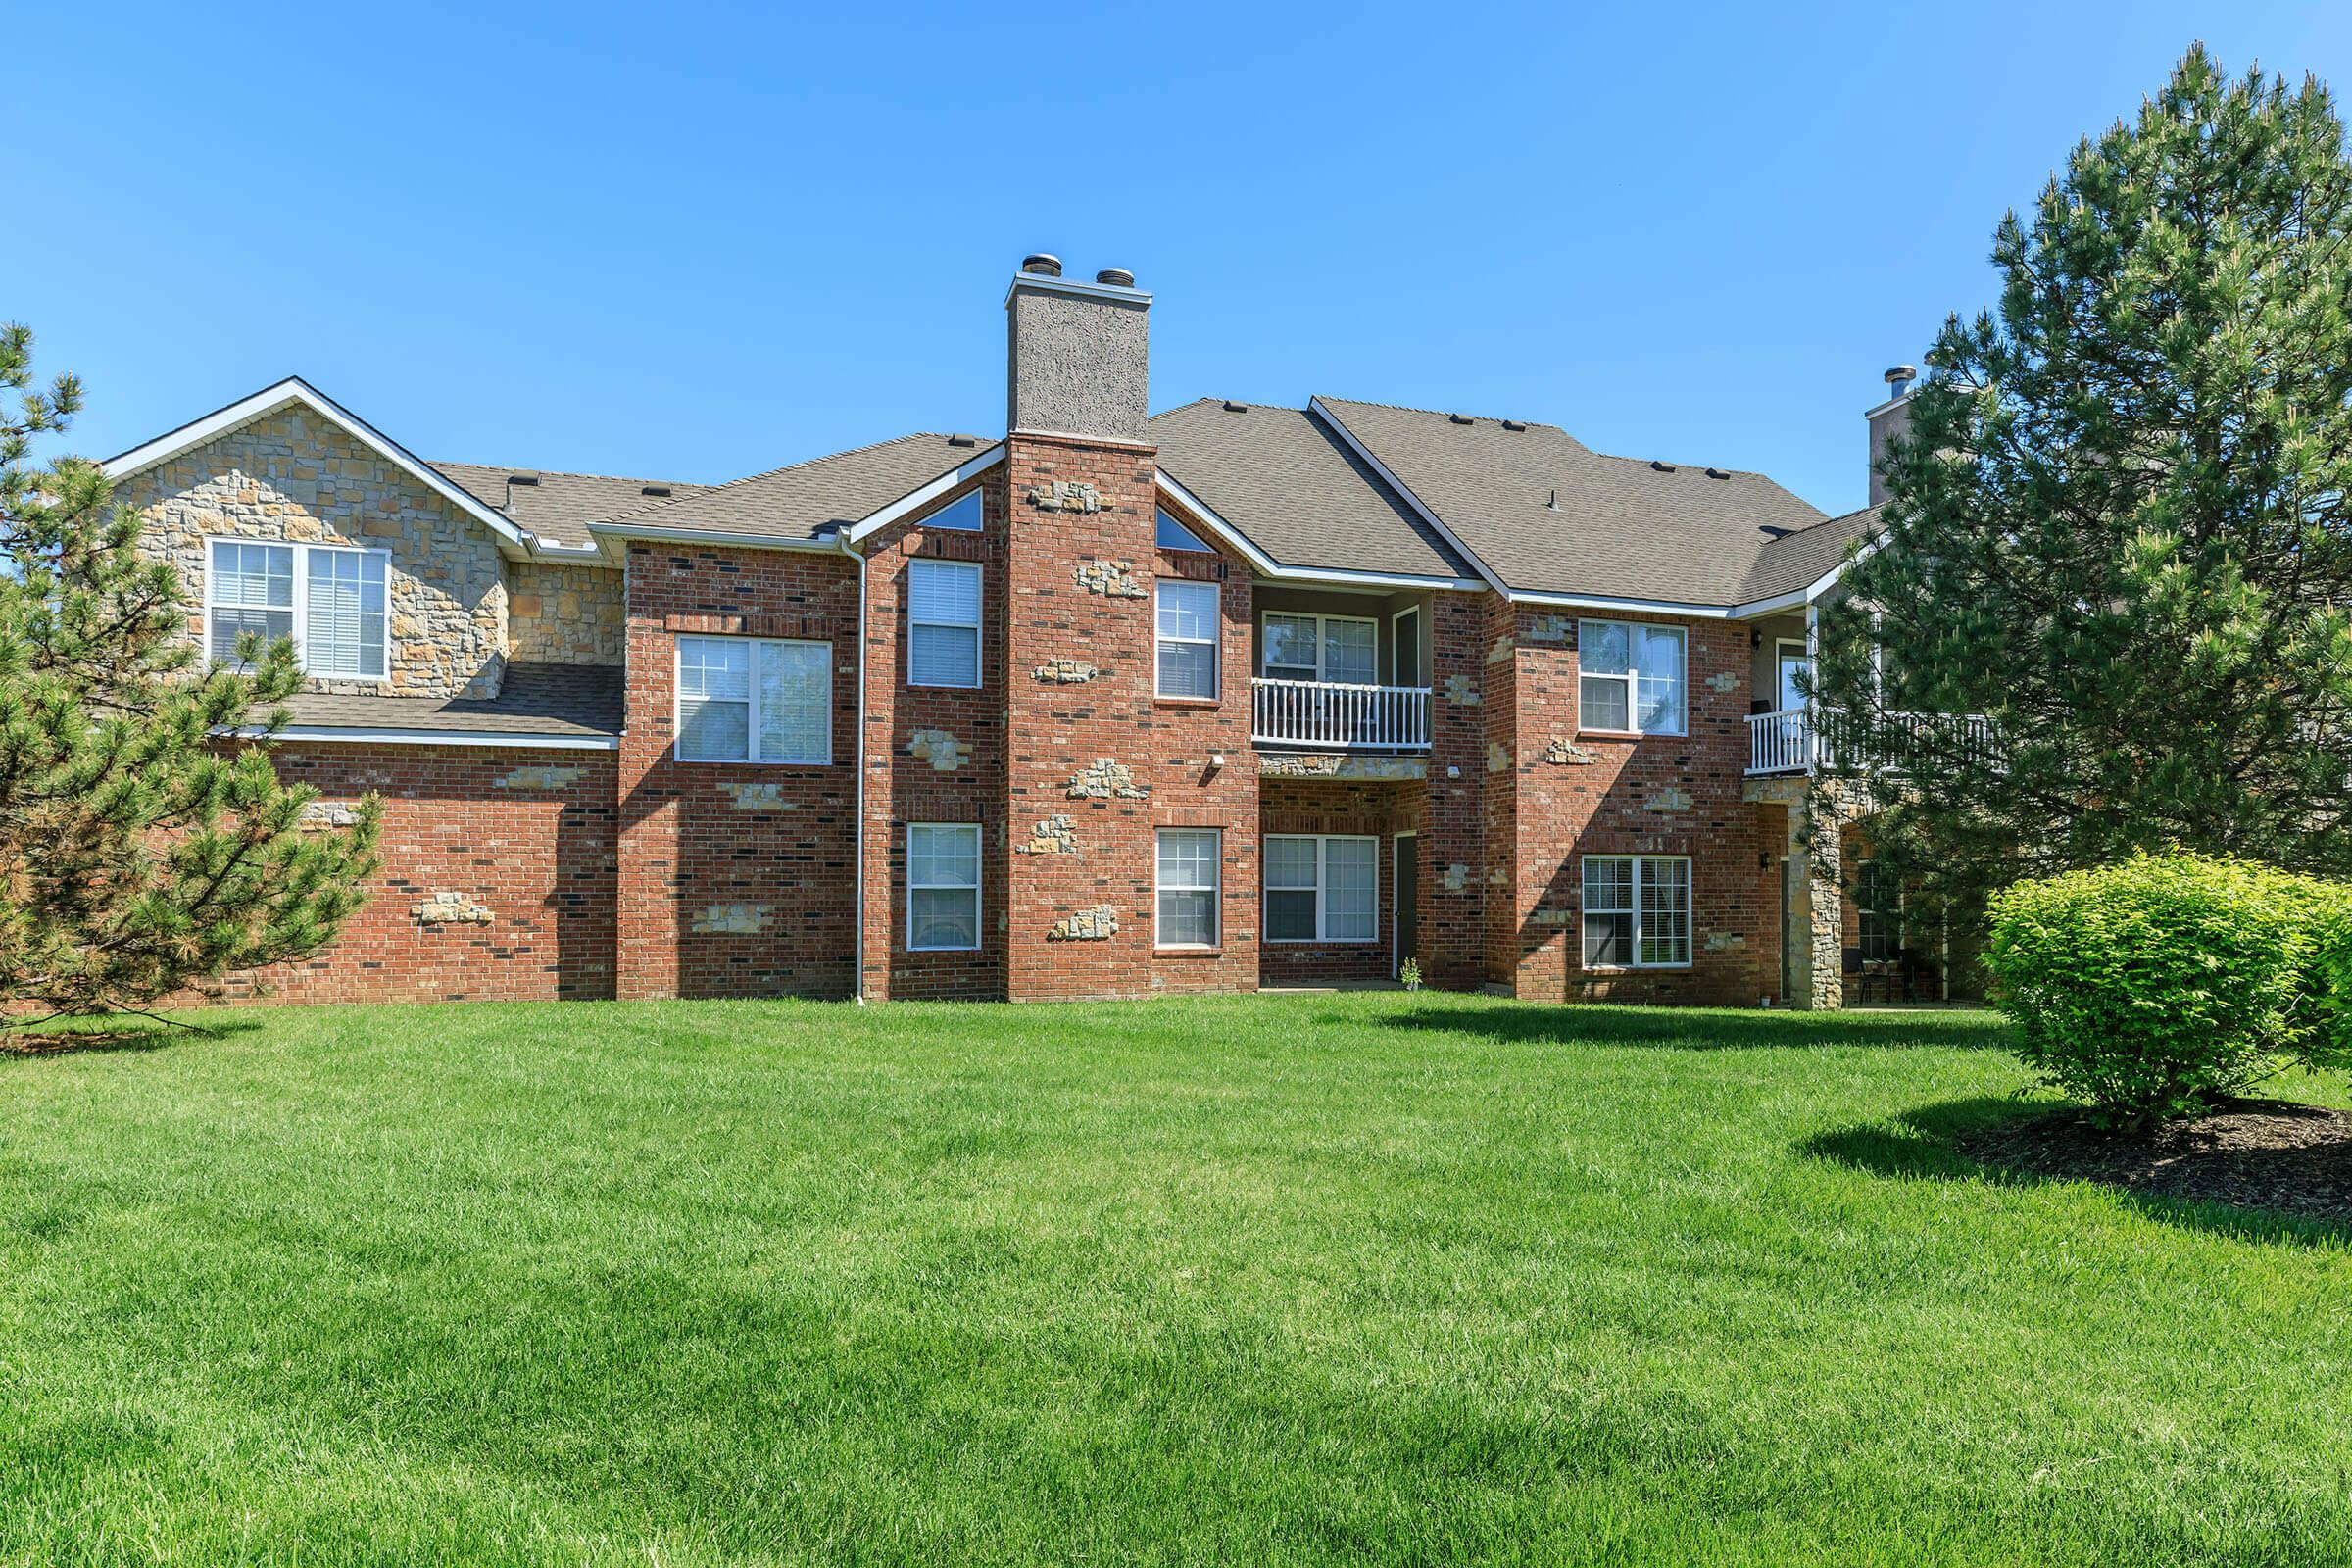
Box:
[0,325,379,1018]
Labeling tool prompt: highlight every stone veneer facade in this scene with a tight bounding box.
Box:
[120,407,512,697]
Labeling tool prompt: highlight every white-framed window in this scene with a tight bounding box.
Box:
[1155,579,1221,699]
[908,559,982,688]
[1261,612,1376,685]
[1581,855,1691,969]
[206,539,388,679]
[907,823,981,952]
[674,635,832,763]
[1578,619,1686,735]
[1155,828,1221,949]
[925,490,983,532]
[1264,834,1377,943]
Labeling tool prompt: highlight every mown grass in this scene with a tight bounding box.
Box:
[1,992,2348,1566]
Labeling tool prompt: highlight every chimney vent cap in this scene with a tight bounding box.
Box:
[1650,460,1678,473]
[506,474,540,487]
[1222,400,1249,413]
[639,484,671,497]
[1096,267,1136,287]
[1020,253,1063,277]
[1884,364,1919,393]
[1448,413,1473,425]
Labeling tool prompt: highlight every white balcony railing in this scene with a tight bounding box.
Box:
[1747,706,1999,776]
[1251,678,1432,751]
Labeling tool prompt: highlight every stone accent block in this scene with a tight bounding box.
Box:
[1543,738,1596,766]
[413,890,494,925]
[1015,814,1078,856]
[1033,658,1101,684]
[1073,559,1148,598]
[1047,905,1120,941]
[1066,758,1149,800]
[1443,674,1482,706]
[907,728,970,771]
[722,782,799,811]
[494,764,586,790]
[1257,753,1426,781]
[1645,787,1693,813]
[691,903,770,935]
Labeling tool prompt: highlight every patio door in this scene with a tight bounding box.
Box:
[1776,640,1810,710]
[1393,832,1418,979]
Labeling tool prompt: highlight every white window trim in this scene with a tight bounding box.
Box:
[1581,854,1693,971]
[672,634,833,765]
[1576,617,1689,737]
[1263,833,1380,945]
[906,822,981,953]
[205,538,391,680]
[1154,827,1222,950]
[907,558,984,690]
[1259,611,1379,684]
[1154,579,1221,700]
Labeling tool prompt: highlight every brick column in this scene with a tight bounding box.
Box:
[1417,587,1493,990]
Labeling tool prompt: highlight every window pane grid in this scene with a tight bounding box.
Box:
[1579,619,1685,735]
[908,823,980,952]
[1263,835,1378,943]
[1581,856,1692,970]
[209,541,385,677]
[676,635,829,763]
[1156,581,1220,699]
[1156,828,1220,948]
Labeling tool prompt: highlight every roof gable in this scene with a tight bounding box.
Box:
[104,377,536,557]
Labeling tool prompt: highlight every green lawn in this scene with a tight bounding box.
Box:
[3,993,2349,1567]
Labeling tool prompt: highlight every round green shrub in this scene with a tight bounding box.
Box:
[1984,853,2345,1127]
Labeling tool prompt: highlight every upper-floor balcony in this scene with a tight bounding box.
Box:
[1251,677,1432,751]
[1747,706,1999,776]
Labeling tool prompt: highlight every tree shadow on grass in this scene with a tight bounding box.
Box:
[1804,1097,2352,1248]
[1366,1003,2009,1053]
[0,1016,262,1058]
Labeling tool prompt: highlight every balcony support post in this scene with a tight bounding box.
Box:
[1785,781,1846,1011]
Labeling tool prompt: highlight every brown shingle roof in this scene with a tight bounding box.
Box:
[1740,505,1879,603]
[1314,397,1831,607]
[277,662,621,739]
[433,463,710,549]
[602,434,999,545]
[1148,400,1476,581]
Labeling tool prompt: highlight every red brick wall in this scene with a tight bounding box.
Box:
[858,471,1009,1001]
[1419,588,1491,989]
[1501,608,1776,1005]
[615,542,861,1001]
[229,742,617,1004]
[1259,777,1420,985]
[999,434,1260,999]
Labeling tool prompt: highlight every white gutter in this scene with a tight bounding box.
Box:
[238,725,619,751]
[588,522,850,554]
[842,530,869,1004]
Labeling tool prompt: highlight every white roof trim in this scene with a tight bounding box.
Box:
[1003,272,1153,309]
[1155,471,1485,592]
[1508,588,1736,620]
[105,377,533,557]
[844,445,1006,545]
[1304,398,1513,598]
[233,724,619,751]
[587,520,854,554]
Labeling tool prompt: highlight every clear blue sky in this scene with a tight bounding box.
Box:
[10,2,2349,517]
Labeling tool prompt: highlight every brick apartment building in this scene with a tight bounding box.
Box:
[107,256,1931,1009]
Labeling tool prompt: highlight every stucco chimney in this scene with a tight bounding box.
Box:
[1005,258,1152,444]
[1866,365,1918,508]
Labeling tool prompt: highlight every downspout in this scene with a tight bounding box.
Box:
[841,531,869,1004]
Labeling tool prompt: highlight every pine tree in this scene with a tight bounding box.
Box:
[0,326,379,1023]
[1816,45,2352,916]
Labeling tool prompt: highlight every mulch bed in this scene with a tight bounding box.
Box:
[1956,1098,2352,1225]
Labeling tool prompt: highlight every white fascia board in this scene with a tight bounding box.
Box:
[1153,470,1485,593]
[1304,397,1513,598]
[1508,588,1736,620]
[237,725,620,751]
[587,521,854,554]
[105,377,532,557]
[844,445,1006,546]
